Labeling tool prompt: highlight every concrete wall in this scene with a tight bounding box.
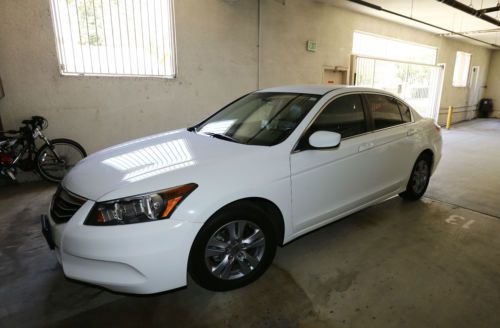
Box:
[0,0,493,153]
[485,50,500,118]
[0,0,259,153]
[259,0,491,125]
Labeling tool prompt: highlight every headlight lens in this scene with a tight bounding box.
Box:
[84,183,198,225]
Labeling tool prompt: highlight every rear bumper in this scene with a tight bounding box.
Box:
[431,135,443,175]
[46,201,202,294]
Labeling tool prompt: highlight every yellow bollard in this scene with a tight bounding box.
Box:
[446,106,453,129]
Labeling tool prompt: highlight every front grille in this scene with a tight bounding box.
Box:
[50,187,87,224]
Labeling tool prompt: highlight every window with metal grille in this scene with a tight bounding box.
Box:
[452,51,471,87]
[50,0,176,78]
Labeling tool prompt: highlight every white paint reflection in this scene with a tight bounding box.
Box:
[102,138,195,182]
[125,160,196,183]
[199,120,235,134]
[94,130,180,155]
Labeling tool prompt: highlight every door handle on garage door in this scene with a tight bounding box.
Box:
[358,142,375,152]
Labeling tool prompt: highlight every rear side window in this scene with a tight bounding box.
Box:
[309,94,367,138]
[397,101,412,123]
[366,94,404,129]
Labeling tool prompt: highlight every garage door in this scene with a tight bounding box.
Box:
[353,56,444,120]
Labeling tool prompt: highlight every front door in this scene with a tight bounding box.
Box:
[290,93,377,233]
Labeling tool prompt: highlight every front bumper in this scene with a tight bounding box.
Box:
[45,201,202,294]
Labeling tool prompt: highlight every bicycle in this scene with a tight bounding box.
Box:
[0,116,87,183]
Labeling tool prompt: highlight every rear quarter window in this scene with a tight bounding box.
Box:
[366,94,404,130]
[397,101,412,123]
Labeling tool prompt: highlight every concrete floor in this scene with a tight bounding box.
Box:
[426,118,500,217]
[1,119,499,328]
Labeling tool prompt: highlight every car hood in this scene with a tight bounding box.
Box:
[63,129,270,201]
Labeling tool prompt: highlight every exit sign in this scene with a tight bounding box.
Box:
[306,40,317,52]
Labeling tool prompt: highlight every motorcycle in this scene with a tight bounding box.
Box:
[0,116,87,183]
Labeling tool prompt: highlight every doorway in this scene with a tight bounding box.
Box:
[467,66,480,120]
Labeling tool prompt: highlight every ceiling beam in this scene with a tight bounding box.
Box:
[440,28,500,36]
[348,0,500,48]
[436,0,500,27]
[478,4,500,14]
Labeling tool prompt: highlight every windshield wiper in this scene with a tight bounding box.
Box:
[202,132,240,143]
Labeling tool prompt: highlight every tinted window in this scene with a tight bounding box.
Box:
[398,101,412,123]
[366,94,404,129]
[309,94,367,138]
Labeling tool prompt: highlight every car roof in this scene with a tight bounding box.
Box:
[257,84,393,96]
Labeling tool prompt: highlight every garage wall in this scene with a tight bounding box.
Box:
[434,38,491,124]
[260,0,491,125]
[0,0,259,153]
[0,0,493,154]
[485,50,500,118]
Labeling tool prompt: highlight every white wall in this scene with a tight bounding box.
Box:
[485,50,500,118]
[0,0,493,153]
[259,0,491,125]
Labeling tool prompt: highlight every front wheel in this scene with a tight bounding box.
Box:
[189,202,277,291]
[36,138,87,183]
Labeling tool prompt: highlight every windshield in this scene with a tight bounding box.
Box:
[194,92,320,146]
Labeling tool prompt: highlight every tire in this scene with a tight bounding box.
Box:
[189,202,277,291]
[399,153,432,201]
[36,138,87,183]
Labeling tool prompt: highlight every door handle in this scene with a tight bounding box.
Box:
[407,128,418,136]
[358,142,375,152]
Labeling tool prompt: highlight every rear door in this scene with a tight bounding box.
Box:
[362,93,417,194]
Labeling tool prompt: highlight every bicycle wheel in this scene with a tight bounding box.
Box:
[36,138,87,183]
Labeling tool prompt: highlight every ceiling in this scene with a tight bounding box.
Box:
[319,0,500,49]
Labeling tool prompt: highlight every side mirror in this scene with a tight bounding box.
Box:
[308,131,341,149]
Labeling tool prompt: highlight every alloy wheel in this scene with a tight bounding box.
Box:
[204,220,266,280]
[412,159,429,194]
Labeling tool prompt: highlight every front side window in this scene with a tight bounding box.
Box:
[50,0,176,78]
[195,93,320,146]
[308,94,367,138]
[366,94,404,130]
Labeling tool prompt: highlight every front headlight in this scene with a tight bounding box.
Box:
[84,183,198,225]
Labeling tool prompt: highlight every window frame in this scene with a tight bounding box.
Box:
[396,100,413,124]
[293,91,416,153]
[49,0,177,79]
[294,92,371,152]
[452,51,472,88]
[352,31,438,66]
[362,93,414,133]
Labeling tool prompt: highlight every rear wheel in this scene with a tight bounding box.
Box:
[399,153,432,201]
[189,202,277,291]
[36,138,87,183]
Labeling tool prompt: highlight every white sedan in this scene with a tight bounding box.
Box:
[42,85,442,294]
